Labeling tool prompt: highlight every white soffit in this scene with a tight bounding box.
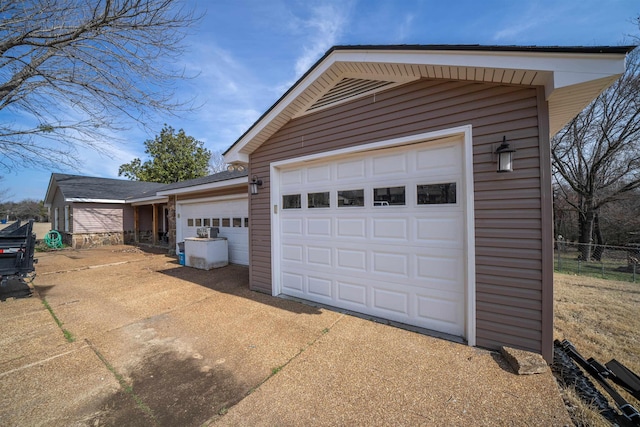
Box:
[224,48,627,163]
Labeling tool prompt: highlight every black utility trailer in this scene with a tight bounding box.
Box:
[0,220,37,300]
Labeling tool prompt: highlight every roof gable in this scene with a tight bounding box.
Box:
[224,44,634,165]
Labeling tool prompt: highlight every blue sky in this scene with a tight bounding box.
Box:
[2,0,638,202]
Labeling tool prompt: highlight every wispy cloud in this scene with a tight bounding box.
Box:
[293,3,352,78]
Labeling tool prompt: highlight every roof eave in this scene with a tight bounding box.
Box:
[223,45,634,162]
[156,176,248,196]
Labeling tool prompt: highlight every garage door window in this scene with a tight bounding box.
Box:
[187,218,194,226]
[373,186,405,206]
[308,192,330,208]
[417,183,457,205]
[222,218,230,227]
[283,194,301,209]
[338,189,364,207]
[233,217,242,227]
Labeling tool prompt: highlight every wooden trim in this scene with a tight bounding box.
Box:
[536,86,554,363]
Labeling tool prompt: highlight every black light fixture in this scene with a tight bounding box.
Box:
[495,136,516,173]
[250,175,263,195]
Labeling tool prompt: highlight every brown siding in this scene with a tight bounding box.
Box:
[123,204,135,231]
[73,203,124,233]
[250,78,551,357]
[175,184,247,202]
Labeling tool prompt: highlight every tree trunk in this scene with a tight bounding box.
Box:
[592,213,605,261]
[578,210,595,260]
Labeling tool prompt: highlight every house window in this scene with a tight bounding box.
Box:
[338,189,364,207]
[417,183,457,205]
[222,218,230,227]
[282,194,301,209]
[373,186,405,206]
[187,218,194,227]
[308,192,330,208]
[64,205,70,232]
[233,218,242,227]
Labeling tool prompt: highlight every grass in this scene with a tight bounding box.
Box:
[554,272,640,425]
[42,298,75,343]
[554,250,639,283]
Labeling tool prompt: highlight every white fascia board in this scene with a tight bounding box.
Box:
[66,198,126,204]
[156,176,248,196]
[224,56,339,162]
[128,196,169,206]
[226,48,627,159]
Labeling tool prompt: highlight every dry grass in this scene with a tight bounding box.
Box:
[554,272,640,425]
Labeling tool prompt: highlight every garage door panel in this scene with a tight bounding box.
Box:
[282,244,303,262]
[336,248,366,271]
[372,251,409,277]
[307,246,332,266]
[337,159,365,179]
[373,288,409,315]
[307,218,331,236]
[415,214,463,248]
[372,152,408,176]
[337,281,367,306]
[336,218,366,238]
[307,164,331,182]
[282,218,303,235]
[372,217,408,240]
[308,276,332,298]
[278,137,467,336]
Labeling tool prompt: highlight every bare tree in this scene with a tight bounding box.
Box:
[209,149,227,173]
[0,0,201,171]
[552,49,640,259]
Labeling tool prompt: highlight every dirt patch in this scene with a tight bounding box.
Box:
[88,348,245,427]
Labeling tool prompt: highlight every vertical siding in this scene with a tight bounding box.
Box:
[250,78,549,356]
[73,203,124,233]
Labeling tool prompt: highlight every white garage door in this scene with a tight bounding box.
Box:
[276,137,467,336]
[178,197,249,265]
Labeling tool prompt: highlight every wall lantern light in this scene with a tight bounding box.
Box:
[495,136,516,173]
[250,175,263,195]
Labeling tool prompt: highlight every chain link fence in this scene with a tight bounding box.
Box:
[554,240,640,282]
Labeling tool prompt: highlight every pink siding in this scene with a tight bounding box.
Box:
[249,78,553,359]
[73,203,124,233]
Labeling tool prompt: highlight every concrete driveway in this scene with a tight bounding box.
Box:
[0,246,571,426]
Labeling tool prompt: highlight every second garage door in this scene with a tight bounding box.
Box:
[275,136,469,337]
[178,197,249,265]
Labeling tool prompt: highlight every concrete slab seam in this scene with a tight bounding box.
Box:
[84,338,158,423]
[0,345,89,379]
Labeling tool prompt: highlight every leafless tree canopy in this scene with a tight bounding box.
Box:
[0,0,200,171]
[552,49,640,256]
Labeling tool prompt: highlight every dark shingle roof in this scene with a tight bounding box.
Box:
[52,174,166,201]
[152,170,248,193]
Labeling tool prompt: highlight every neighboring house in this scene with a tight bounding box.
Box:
[44,171,249,253]
[44,174,166,248]
[222,44,635,362]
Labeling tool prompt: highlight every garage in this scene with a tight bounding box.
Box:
[272,133,474,337]
[177,196,249,265]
